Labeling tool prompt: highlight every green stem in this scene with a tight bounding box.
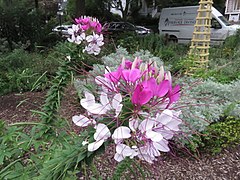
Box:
[0,158,22,175]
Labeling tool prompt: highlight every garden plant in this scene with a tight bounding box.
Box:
[0,14,240,180]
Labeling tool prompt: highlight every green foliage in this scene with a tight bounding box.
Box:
[202,116,240,154]
[0,0,62,52]
[0,119,94,179]
[116,33,188,65]
[223,29,240,49]
[0,49,59,95]
[187,116,240,154]
[174,29,240,82]
[112,158,132,180]
[40,59,74,128]
[37,134,88,179]
[0,121,46,179]
[177,77,240,133]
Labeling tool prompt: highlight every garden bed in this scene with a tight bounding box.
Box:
[1,89,239,179]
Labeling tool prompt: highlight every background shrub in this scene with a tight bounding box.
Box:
[199,116,240,154]
[0,48,59,95]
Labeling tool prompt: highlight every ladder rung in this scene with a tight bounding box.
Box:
[199,1,213,4]
[190,46,210,49]
[196,17,211,20]
[193,32,211,34]
[197,9,212,12]
[191,39,210,42]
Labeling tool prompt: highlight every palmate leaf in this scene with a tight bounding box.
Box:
[0,144,15,165]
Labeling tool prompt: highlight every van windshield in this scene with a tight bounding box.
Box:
[218,16,231,26]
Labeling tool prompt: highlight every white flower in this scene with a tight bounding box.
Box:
[84,43,101,55]
[114,144,138,162]
[68,24,79,36]
[67,24,86,44]
[138,142,159,163]
[67,24,79,43]
[86,33,104,46]
[80,91,122,116]
[88,123,111,152]
[80,92,105,115]
[83,33,104,55]
[129,118,139,132]
[138,118,163,142]
[82,140,88,146]
[75,33,86,44]
[155,109,182,131]
[152,139,170,152]
[112,126,131,140]
[72,114,96,127]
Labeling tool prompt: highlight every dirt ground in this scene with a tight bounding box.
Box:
[0,89,239,180]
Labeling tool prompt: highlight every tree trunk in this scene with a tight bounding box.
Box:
[35,0,39,9]
[75,0,85,17]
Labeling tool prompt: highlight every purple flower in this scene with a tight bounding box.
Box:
[122,69,141,83]
[142,78,169,97]
[132,84,153,105]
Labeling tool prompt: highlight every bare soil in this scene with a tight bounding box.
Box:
[0,88,239,180]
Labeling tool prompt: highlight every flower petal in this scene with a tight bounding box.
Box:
[72,115,92,127]
[88,139,104,152]
[112,93,122,109]
[116,144,134,157]
[114,153,125,162]
[86,103,107,115]
[115,104,123,117]
[146,130,163,142]
[112,126,131,140]
[131,84,153,105]
[129,118,139,131]
[94,123,111,141]
[138,119,155,132]
[80,92,96,109]
[100,92,111,110]
[156,109,173,125]
[153,140,170,152]
[157,80,170,97]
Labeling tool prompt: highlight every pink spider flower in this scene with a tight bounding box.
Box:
[131,84,153,106]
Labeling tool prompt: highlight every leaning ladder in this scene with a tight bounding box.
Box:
[187,0,213,74]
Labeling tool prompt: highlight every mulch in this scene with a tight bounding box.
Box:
[0,87,239,179]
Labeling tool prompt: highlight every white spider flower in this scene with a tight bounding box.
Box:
[88,123,111,152]
[80,91,122,116]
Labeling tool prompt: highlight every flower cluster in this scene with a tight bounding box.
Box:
[68,16,104,55]
[73,57,182,163]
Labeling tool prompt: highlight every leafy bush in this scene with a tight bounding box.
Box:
[47,41,103,71]
[177,77,240,134]
[0,1,63,52]
[115,33,189,65]
[0,119,90,179]
[201,116,240,154]
[0,48,59,95]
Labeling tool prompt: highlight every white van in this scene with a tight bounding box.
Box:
[158,6,240,45]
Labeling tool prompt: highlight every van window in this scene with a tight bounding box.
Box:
[211,18,222,29]
[218,16,231,26]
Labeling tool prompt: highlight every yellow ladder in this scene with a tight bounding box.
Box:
[187,0,213,74]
